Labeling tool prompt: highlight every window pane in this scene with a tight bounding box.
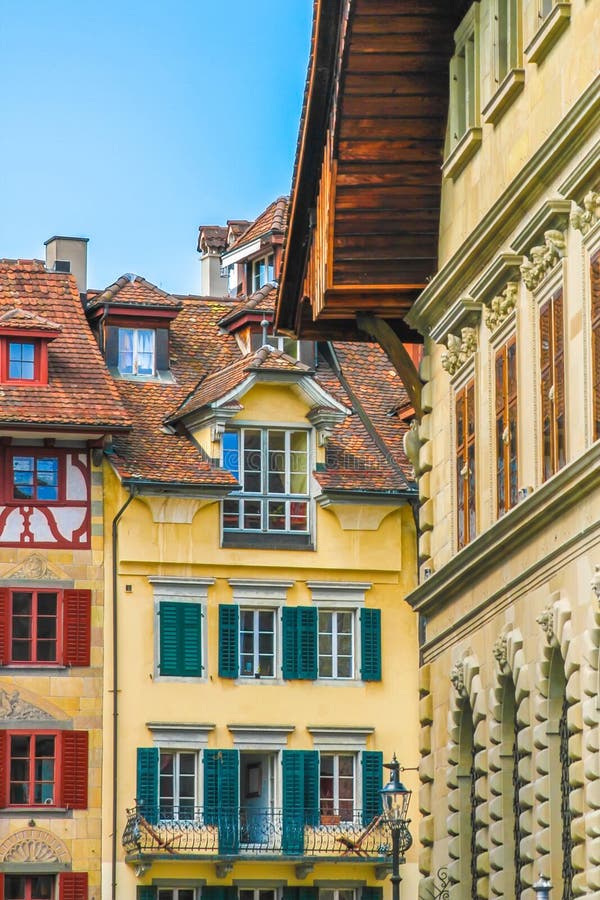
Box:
[5,876,27,900]
[222,431,240,479]
[13,456,34,499]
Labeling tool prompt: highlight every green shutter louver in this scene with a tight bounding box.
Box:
[203,889,238,900]
[137,888,157,900]
[303,750,320,826]
[361,889,383,900]
[298,890,318,900]
[219,604,239,678]
[282,606,317,680]
[362,750,383,826]
[282,749,305,854]
[361,607,382,681]
[136,747,159,825]
[203,748,239,853]
[159,601,202,677]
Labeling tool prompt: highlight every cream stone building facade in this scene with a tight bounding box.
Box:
[404,0,600,897]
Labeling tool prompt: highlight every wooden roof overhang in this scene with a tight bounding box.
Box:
[277,0,466,346]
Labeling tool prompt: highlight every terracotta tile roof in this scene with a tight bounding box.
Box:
[86,273,182,311]
[227,220,251,241]
[169,344,311,422]
[0,307,62,333]
[0,259,130,430]
[227,197,289,252]
[198,225,228,255]
[106,282,413,493]
[217,283,277,327]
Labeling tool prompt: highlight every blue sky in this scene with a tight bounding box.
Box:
[0,1,311,294]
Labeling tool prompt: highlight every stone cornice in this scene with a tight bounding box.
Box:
[406,73,600,334]
[407,440,600,616]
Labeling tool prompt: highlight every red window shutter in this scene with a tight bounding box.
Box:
[0,587,9,664]
[0,873,4,900]
[59,872,88,900]
[61,731,88,809]
[63,590,91,667]
[0,730,7,808]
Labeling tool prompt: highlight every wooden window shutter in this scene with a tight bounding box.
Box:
[155,328,169,372]
[282,749,305,854]
[298,891,318,900]
[297,607,317,679]
[0,874,3,900]
[104,326,119,368]
[282,607,299,679]
[553,290,566,472]
[59,873,88,900]
[360,607,382,681]
[0,587,9,665]
[137,888,157,900]
[203,749,219,826]
[218,604,239,678]
[61,731,88,809]
[361,890,383,900]
[303,750,320,826]
[361,750,383,826]
[217,749,239,854]
[158,601,179,675]
[202,889,238,900]
[63,590,91,667]
[136,746,159,824]
[180,603,202,676]
[0,731,7,808]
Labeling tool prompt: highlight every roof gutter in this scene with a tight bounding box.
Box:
[120,477,235,499]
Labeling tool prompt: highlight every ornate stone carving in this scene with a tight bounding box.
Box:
[520,229,566,291]
[449,659,468,698]
[492,634,509,672]
[441,327,477,376]
[570,190,600,235]
[536,605,555,645]
[0,828,70,863]
[402,419,423,477]
[485,282,518,331]
[0,688,54,720]
[7,553,49,579]
[591,564,600,600]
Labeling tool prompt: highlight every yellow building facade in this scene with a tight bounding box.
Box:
[95,212,421,900]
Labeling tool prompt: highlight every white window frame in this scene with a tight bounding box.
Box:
[319,752,357,823]
[222,427,311,535]
[239,889,279,900]
[117,326,156,376]
[159,748,198,821]
[307,582,371,683]
[239,606,277,679]
[317,608,355,679]
[319,891,356,900]
[251,254,274,293]
[157,889,199,900]
[265,335,299,358]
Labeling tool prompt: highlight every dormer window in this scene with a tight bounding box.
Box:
[265,335,299,358]
[118,328,155,376]
[7,341,37,381]
[250,254,274,293]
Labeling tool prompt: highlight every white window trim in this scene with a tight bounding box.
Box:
[317,608,357,681]
[239,605,278,680]
[307,727,374,751]
[157,748,199,820]
[228,579,293,602]
[307,581,371,605]
[227,725,295,750]
[147,722,214,751]
[318,752,357,821]
[149,577,214,683]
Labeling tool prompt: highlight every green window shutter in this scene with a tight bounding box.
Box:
[361,607,382,681]
[362,750,383,826]
[282,607,298,679]
[361,889,383,900]
[158,601,179,675]
[137,889,157,900]
[303,750,320,826]
[282,890,299,900]
[136,747,159,825]
[218,749,239,855]
[181,603,202,676]
[298,607,317,679]
[203,889,238,900]
[298,890,318,900]
[219,604,239,678]
[282,749,305,854]
[203,749,219,826]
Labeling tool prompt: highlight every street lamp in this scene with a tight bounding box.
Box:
[533,877,552,900]
[380,755,413,900]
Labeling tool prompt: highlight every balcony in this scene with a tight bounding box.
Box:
[122,805,391,862]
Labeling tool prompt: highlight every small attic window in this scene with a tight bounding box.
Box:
[1,339,48,384]
[54,260,71,274]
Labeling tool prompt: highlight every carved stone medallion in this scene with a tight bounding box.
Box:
[0,828,70,863]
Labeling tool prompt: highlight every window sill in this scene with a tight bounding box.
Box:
[222,532,314,551]
[525,3,571,64]
[482,69,525,125]
[0,665,69,675]
[2,807,72,817]
[442,127,483,180]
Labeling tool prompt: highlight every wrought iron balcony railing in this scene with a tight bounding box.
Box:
[123,805,391,860]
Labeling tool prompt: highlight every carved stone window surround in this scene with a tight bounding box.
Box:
[524,2,571,65]
[511,199,571,255]
[449,350,477,392]
[559,141,600,199]
[429,296,481,345]
[442,127,483,181]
